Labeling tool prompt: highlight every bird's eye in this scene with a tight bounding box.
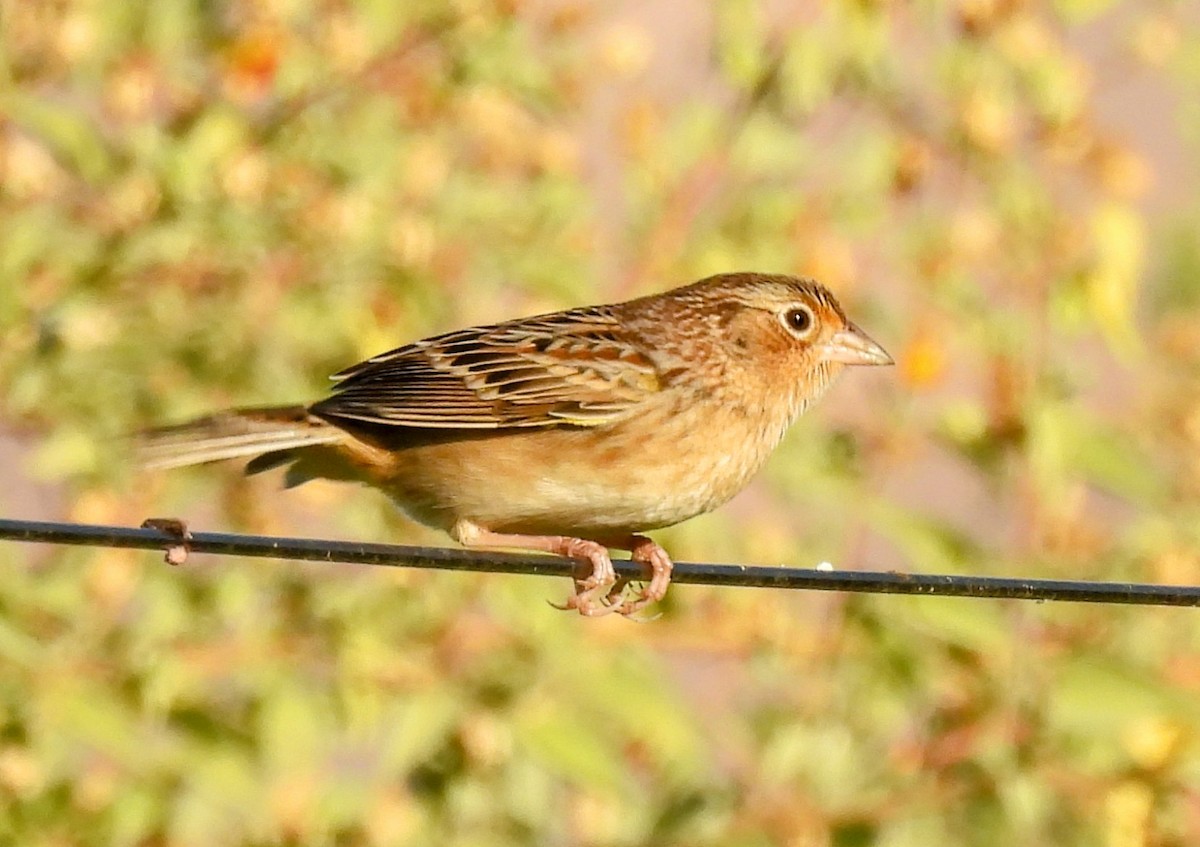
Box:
[782,306,815,336]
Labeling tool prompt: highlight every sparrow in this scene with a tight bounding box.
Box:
[141,272,892,616]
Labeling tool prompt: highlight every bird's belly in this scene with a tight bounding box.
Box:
[375,402,785,537]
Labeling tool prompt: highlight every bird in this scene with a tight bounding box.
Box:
[140,272,892,616]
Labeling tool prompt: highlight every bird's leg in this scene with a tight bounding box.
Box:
[603,535,674,616]
[452,520,620,617]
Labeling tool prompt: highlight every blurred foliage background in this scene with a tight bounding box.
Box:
[3,0,1200,844]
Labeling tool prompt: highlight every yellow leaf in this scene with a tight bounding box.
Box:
[1087,203,1144,356]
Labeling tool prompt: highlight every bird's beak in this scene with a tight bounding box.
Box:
[819,323,894,366]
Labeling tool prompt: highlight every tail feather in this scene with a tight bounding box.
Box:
[139,406,342,471]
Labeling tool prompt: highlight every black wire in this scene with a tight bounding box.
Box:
[1,517,1198,607]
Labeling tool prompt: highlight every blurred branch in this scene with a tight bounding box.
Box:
[2,518,1198,607]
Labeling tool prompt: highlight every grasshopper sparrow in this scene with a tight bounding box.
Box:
[142,273,892,616]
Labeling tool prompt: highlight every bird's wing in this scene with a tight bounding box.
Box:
[310,306,663,429]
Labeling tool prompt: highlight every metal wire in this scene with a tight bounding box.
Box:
[1,516,1198,607]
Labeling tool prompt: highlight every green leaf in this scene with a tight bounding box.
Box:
[3,91,115,182]
[515,705,627,794]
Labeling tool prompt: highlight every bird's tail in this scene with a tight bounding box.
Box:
[138,406,342,471]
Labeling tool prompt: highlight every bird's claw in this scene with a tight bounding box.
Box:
[604,576,632,605]
[549,584,623,616]
[551,576,667,620]
[610,587,664,619]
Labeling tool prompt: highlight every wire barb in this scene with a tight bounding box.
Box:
[2,517,1199,607]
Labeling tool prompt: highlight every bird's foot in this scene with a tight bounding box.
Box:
[547,537,623,617]
[609,536,674,616]
[452,521,673,619]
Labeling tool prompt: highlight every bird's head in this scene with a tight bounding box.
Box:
[681,272,892,372]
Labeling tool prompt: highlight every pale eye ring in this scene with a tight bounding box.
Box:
[782,305,815,336]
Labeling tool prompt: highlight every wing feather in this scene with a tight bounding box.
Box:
[310,305,662,429]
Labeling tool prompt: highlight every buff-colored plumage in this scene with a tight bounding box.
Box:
[141,273,892,616]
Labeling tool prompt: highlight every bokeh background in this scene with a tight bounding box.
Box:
[3,1,1200,844]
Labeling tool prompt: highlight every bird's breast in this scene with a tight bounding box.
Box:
[637,392,796,515]
[368,382,808,537]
